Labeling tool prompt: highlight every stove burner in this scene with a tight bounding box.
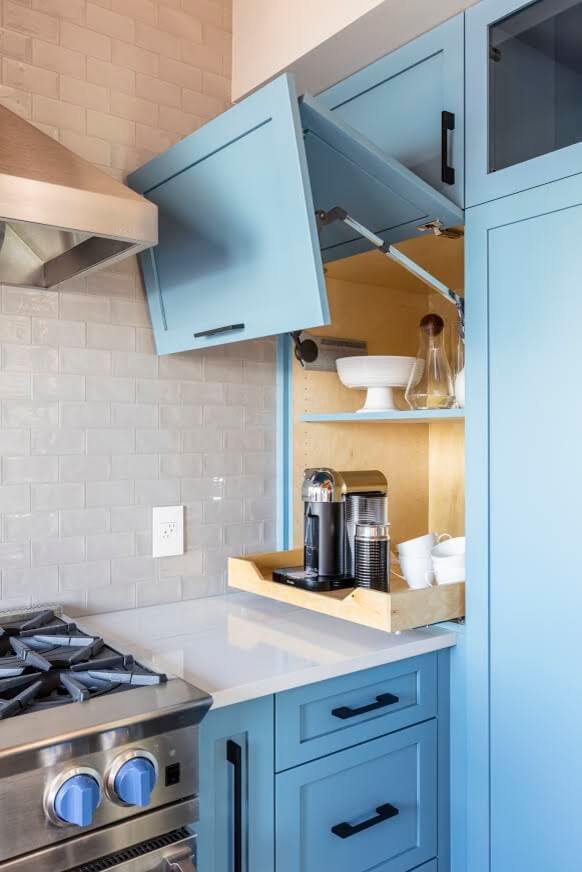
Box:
[0,610,166,719]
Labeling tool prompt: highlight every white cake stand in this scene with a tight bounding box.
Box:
[336,356,417,412]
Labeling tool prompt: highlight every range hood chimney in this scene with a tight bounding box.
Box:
[0,105,158,289]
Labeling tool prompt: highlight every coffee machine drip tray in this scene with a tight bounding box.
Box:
[272,567,354,592]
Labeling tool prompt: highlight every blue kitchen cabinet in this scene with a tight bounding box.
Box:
[129,73,462,355]
[198,695,275,872]
[465,173,582,871]
[275,721,437,872]
[466,0,582,206]
[318,13,464,213]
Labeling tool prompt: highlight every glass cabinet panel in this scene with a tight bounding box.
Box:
[489,0,582,172]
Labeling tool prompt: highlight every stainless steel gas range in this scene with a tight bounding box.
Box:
[0,607,212,871]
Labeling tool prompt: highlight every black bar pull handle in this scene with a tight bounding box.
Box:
[331,691,399,720]
[332,802,399,839]
[441,110,455,185]
[194,323,245,339]
[226,739,243,872]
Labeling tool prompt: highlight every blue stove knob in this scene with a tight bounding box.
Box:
[54,774,101,827]
[114,757,157,807]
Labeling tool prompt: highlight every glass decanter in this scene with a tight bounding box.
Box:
[405,313,455,410]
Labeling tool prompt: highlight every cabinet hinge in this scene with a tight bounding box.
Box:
[417,219,464,240]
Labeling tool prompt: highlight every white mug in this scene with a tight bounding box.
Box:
[397,532,451,559]
[431,536,465,560]
[393,554,434,589]
[434,563,465,585]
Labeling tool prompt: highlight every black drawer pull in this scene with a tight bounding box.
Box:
[441,110,455,185]
[332,802,399,839]
[194,323,245,338]
[331,691,399,720]
[226,740,242,872]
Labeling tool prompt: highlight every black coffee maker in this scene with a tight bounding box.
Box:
[273,468,388,591]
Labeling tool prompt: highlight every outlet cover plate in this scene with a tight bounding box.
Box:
[153,505,184,558]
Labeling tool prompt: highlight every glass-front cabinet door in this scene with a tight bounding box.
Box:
[466,0,582,206]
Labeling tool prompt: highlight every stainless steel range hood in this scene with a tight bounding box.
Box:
[0,106,158,289]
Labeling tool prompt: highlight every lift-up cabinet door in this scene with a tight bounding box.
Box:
[130,74,463,354]
[318,13,465,210]
[128,75,328,355]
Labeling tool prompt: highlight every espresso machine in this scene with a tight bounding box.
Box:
[273,468,388,591]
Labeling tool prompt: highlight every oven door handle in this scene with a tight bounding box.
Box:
[164,846,196,871]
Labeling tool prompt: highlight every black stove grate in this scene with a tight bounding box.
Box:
[0,609,166,719]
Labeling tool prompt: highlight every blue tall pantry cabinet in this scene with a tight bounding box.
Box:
[465,0,582,870]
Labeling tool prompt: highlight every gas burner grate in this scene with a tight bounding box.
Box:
[0,609,166,719]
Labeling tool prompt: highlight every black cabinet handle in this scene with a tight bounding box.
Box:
[331,691,399,720]
[226,739,243,872]
[332,802,399,839]
[194,323,245,339]
[441,110,455,185]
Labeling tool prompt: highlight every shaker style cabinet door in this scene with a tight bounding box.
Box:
[318,14,465,210]
[130,72,463,354]
[276,721,437,872]
[198,696,275,872]
[128,75,328,354]
[465,174,582,871]
[466,0,582,206]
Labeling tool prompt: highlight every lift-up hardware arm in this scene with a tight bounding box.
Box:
[316,207,464,336]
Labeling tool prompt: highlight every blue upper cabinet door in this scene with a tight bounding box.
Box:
[129,73,463,354]
[318,14,464,210]
[465,173,582,871]
[128,75,328,354]
[466,0,582,206]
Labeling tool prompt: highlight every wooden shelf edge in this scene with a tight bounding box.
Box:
[300,410,465,424]
[228,550,465,633]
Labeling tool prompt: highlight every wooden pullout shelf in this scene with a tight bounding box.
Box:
[228,549,465,633]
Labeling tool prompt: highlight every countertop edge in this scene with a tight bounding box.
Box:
[208,629,457,708]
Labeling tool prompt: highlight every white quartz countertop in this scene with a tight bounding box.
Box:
[82,593,457,709]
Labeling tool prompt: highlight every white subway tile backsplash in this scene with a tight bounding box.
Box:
[59,455,111,482]
[110,505,149,533]
[136,428,181,453]
[86,376,135,403]
[59,560,111,590]
[3,455,58,483]
[33,374,85,401]
[111,403,157,428]
[31,536,85,566]
[0,429,30,455]
[134,478,180,505]
[0,372,32,399]
[86,429,134,454]
[60,347,112,375]
[32,317,86,347]
[112,453,158,480]
[86,480,131,507]
[0,315,31,344]
[0,0,278,615]
[86,531,134,560]
[2,565,58,599]
[31,429,85,455]
[61,402,110,428]
[32,483,84,511]
[60,508,110,537]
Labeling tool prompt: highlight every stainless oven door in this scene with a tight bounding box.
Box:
[0,801,198,872]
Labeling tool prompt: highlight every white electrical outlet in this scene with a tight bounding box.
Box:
[152,505,184,558]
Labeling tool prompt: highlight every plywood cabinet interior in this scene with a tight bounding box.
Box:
[292,233,465,549]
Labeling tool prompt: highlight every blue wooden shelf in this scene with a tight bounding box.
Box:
[300,409,465,424]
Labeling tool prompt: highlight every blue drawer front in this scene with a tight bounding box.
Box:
[275,721,437,872]
[275,654,437,771]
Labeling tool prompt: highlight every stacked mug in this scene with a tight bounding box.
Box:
[395,533,465,588]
